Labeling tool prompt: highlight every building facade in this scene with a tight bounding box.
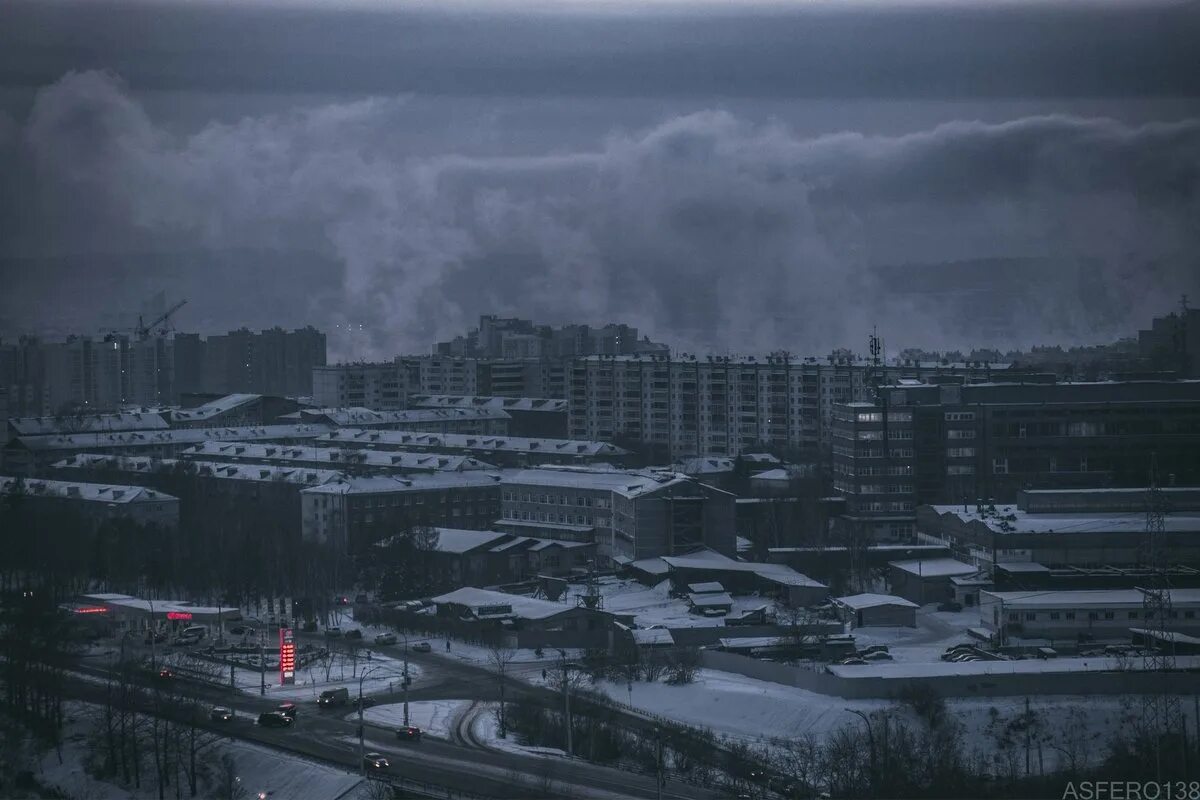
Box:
[312,362,405,410]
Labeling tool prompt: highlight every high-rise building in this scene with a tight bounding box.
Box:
[312,362,405,409]
[200,326,325,397]
[435,315,668,359]
[1139,306,1200,378]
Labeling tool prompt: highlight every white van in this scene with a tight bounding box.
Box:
[181,625,207,640]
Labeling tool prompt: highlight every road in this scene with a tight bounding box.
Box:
[65,655,728,800]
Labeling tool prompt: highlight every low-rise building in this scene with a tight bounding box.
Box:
[887,557,979,605]
[0,475,179,531]
[833,593,919,628]
[408,395,568,438]
[655,548,829,607]
[316,428,629,468]
[429,586,619,633]
[285,407,510,434]
[980,588,1200,643]
[500,465,736,561]
[178,441,495,475]
[300,472,503,552]
[393,527,595,587]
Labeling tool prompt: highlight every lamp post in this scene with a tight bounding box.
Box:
[401,632,410,728]
[846,708,876,796]
[557,649,574,756]
[358,666,383,777]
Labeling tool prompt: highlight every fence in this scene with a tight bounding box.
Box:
[700,648,1200,699]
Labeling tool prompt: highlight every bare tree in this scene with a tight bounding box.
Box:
[212,753,247,800]
[488,646,517,738]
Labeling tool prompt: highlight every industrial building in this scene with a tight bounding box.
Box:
[834,593,919,628]
[980,588,1200,643]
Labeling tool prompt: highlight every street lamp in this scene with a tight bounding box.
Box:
[401,632,410,728]
[358,665,383,777]
[845,708,876,796]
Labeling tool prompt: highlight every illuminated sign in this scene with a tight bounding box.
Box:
[279,628,295,685]
[74,606,109,614]
[166,611,193,621]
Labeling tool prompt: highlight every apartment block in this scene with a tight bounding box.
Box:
[312,362,406,409]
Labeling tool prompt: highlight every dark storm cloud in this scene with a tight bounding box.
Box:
[4,70,1197,358]
[2,1,1199,100]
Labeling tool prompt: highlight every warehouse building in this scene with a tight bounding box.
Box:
[980,588,1200,644]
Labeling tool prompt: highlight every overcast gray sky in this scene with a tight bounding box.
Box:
[1,0,1197,358]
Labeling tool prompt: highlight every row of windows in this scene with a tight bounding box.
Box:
[502,491,610,509]
[1009,609,1196,622]
[501,509,606,526]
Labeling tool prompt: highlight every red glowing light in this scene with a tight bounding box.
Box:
[279,628,295,685]
[74,606,108,614]
[166,611,193,621]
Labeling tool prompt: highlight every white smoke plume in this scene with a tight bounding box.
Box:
[4,70,1198,359]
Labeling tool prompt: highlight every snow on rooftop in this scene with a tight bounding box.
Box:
[750,469,791,481]
[8,411,170,436]
[410,395,567,413]
[834,593,918,611]
[504,466,696,497]
[632,628,675,646]
[888,558,978,578]
[829,655,1200,680]
[929,504,1200,534]
[688,582,725,594]
[1,476,176,504]
[688,592,734,607]
[18,423,333,451]
[430,587,580,620]
[168,393,260,421]
[53,454,345,486]
[660,551,827,588]
[301,471,502,494]
[178,441,494,472]
[983,589,1200,608]
[317,428,626,457]
[428,528,511,554]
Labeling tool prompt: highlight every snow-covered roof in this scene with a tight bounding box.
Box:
[829,655,1200,680]
[888,558,978,578]
[1130,628,1200,645]
[318,429,627,458]
[167,394,261,422]
[504,467,700,498]
[430,587,582,620]
[750,469,791,482]
[632,628,675,646]
[290,407,511,426]
[8,411,169,436]
[742,453,781,464]
[52,454,345,486]
[179,441,495,472]
[16,424,333,452]
[627,557,671,575]
[834,593,918,611]
[661,551,827,588]
[688,592,734,607]
[527,539,590,552]
[688,582,725,594]
[301,471,503,495]
[409,395,568,413]
[927,504,1200,535]
[0,476,177,505]
[984,589,1200,609]
[993,562,1052,573]
[497,519,595,533]
[674,457,735,475]
[427,528,511,554]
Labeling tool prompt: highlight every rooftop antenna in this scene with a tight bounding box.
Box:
[1139,453,1181,780]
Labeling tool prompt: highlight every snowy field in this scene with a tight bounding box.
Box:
[356,699,470,739]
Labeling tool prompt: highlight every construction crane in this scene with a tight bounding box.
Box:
[136,299,187,340]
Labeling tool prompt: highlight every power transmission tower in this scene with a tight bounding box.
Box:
[1140,454,1182,779]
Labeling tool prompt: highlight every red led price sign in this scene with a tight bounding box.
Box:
[279,628,295,685]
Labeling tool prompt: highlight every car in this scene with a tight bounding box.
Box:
[257,712,292,728]
[318,688,350,708]
[375,633,397,646]
[210,706,234,722]
[173,634,201,648]
[325,627,342,638]
[395,725,422,743]
[228,625,253,637]
[158,667,175,679]
[411,642,432,653]
[276,702,297,719]
[363,752,389,770]
[345,629,363,640]
[859,645,890,656]
[863,651,893,662]
[838,657,867,666]
[335,596,351,606]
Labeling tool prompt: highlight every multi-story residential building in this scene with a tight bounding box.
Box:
[397,356,568,399]
[199,326,326,397]
[408,395,568,438]
[311,362,406,409]
[1139,306,1199,378]
[0,475,180,532]
[300,472,503,552]
[498,465,736,562]
[316,428,630,468]
[566,354,1011,461]
[831,401,918,541]
[435,315,668,360]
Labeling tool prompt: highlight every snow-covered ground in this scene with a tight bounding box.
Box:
[356,699,470,739]
[33,702,362,800]
[564,577,770,628]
